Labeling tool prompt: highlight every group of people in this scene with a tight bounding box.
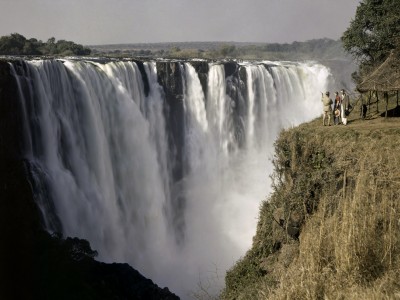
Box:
[321,89,351,126]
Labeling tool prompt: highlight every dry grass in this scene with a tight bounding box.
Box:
[269,140,400,300]
[221,95,400,299]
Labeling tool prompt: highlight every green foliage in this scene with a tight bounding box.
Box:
[0,33,91,56]
[222,253,270,299]
[0,33,34,55]
[341,0,400,78]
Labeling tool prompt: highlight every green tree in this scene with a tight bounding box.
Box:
[44,37,57,54]
[47,37,56,44]
[0,33,91,56]
[341,0,400,74]
[0,33,27,54]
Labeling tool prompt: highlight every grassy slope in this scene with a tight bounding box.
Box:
[221,96,400,299]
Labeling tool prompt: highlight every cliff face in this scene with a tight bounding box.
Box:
[221,114,400,299]
[0,60,179,300]
[0,60,41,299]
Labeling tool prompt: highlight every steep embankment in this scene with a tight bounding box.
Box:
[222,109,400,299]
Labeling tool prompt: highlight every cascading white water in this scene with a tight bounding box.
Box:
[10,58,330,299]
[206,64,230,154]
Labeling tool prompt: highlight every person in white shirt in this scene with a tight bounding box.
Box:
[340,89,350,125]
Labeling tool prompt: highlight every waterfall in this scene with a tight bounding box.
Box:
[10,58,330,299]
[206,64,231,154]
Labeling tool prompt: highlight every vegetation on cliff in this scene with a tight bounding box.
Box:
[0,33,91,56]
[220,96,400,299]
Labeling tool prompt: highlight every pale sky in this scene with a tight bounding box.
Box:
[0,0,360,45]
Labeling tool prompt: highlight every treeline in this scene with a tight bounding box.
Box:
[222,38,345,60]
[0,33,91,56]
[92,38,346,61]
[240,38,340,53]
[166,38,346,60]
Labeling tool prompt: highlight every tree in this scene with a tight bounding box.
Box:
[0,33,91,56]
[341,0,400,75]
[47,37,56,44]
[22,41,36,55]
[0,33,26,54]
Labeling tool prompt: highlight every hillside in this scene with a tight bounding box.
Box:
[221,96,400,299]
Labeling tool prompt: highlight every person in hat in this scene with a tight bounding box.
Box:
[321,91,333,126]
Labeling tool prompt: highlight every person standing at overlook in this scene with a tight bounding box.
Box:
[333,91,341,125]
[321,91,333,126]
[341,89,350,125]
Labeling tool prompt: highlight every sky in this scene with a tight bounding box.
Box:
[0,0,360,45]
